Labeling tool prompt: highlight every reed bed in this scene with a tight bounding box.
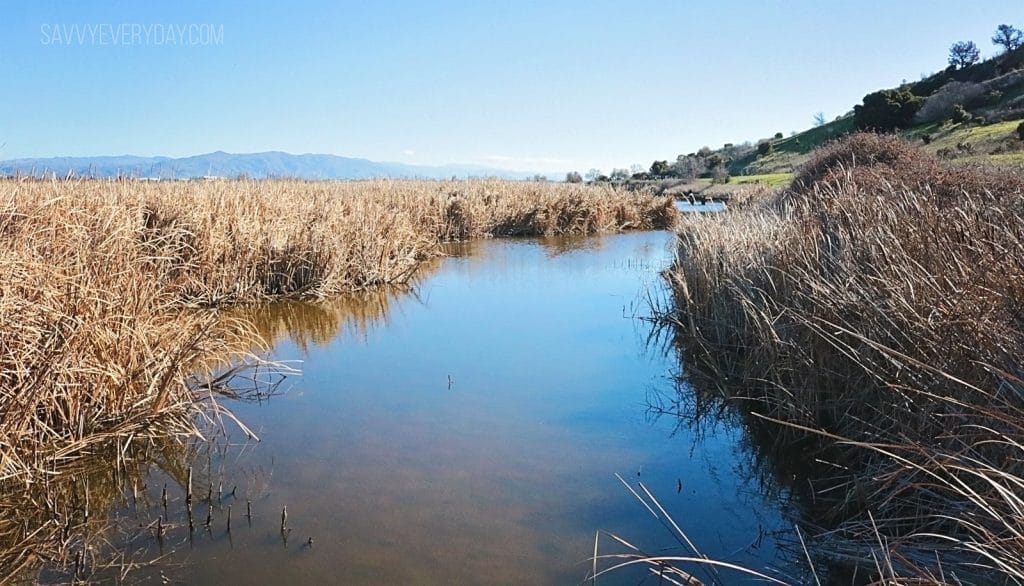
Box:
[664,134,1024,582]
[0,176,674,579]
[0,178,671,581]
[26,178,674,304]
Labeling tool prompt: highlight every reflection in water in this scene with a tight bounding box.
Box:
[230,257,443,353]
[0,436,197,583]
[0,361,284,583]
[235,289,408,352]
[8,231,800,584]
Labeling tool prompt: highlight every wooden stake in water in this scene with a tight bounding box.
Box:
[186,466,193,504]
[226,505,232,533]
[281,506,288,533]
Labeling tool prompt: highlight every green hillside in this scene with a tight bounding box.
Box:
[726,45,1024,176]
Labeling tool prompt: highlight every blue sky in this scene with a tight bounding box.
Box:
[2,1,1021,173]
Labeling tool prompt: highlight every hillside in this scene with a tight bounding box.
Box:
[660,44,1024,184]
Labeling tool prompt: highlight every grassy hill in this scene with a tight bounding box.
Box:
[720,45,1024,177]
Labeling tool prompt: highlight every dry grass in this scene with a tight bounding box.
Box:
[0,177,673,467]
[0,184,252,484]
[61,178,674,304]
[0,177,674,579]
[664,134,1024,582]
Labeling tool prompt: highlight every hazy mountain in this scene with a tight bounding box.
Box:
[0,151,537,180]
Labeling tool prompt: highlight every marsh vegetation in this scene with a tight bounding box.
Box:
[0,178,676,580]
[661,133,1024,583]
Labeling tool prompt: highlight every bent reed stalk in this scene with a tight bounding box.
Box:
[664,133,1024,582]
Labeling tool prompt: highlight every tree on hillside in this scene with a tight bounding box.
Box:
[649,160,670,177]
[854,88,924,131]
[609,168,630,182]
[813,111,827,127]
[948,41,981,69]
[992,24,1023,52]
[565,171,583,183]
[670,155,703,180]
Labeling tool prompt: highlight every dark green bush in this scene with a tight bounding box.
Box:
[951,104,973,124]
[854,88,924,131]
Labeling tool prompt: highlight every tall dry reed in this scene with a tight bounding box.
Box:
[665,134,1024,582]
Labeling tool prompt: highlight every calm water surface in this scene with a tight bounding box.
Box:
[130,230,794,584]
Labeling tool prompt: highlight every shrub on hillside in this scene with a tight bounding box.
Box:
[854,87,924,131]
[951,103,973,123]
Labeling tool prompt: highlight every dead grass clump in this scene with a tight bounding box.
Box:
[666,134,1024,581]
[0,184,255,484]
[790,132,924,190]
[791,132,1024,206]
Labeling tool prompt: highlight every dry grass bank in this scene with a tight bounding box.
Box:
[665,134,1024,582]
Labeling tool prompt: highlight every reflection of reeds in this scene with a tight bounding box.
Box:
[230,280,436,353]
[0,435,195,582]
[662,134,1024,582]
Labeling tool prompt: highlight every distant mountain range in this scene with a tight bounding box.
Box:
[0,151,537,180]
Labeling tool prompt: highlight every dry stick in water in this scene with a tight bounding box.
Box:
[281,506,288,533]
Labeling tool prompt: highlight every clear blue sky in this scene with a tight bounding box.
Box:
[2,1,1021,173]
